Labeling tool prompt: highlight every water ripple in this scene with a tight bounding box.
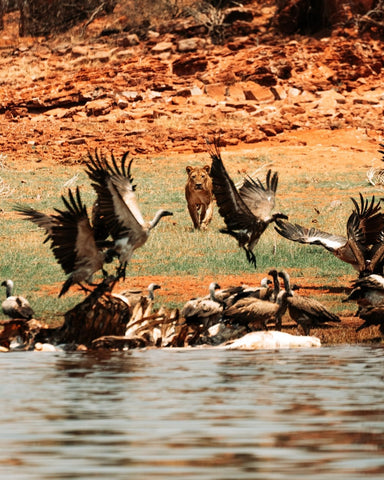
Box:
[0,345,383,479]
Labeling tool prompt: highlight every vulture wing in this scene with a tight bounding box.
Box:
[367,235,384,274]
[349,193,384,246]
[346,194,384,274]
[288,295,341,323]
[274,219,347,251]
[85,150,146,247]
[378,143,384,159]
[207,139,257,231]
[346,206,367,273]
[51,188,103,278]
[238,169,278,220]
[14,205,56,241]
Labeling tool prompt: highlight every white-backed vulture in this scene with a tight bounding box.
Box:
[343,274,384,307]
[275,194,384,276]
[222,273,289,331]
[181,282,223,328]
[121,283,161,302]
[355,305,384,334]
[268,269,281,304]
[222,297,288,331]
[116,283,161,315]
[278,270,341,335]
[229,273,279,306]
[85,150,173,278]
[199,284,248,309]
[16,187,114,297]
[205,278,272,308]
[1,279,35,320]
[207,138,287,268]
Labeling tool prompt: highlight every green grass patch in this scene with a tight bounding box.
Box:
[0,152,367,325]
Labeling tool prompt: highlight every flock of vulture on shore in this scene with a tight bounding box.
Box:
[2,139,384,347]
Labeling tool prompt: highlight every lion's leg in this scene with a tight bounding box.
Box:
[187,203,201,229]
[200,202,214,230]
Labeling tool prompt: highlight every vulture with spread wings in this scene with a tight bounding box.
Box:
[15,187,114,297]
[275,194,384,276]
[85,150,173,278]
[207,139,287,268]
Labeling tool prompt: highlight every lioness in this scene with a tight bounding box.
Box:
[185,165,214,230]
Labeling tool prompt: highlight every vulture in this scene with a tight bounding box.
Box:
[117,283,161,314]
[268,268,281,304]
[342,274,384,308]
[278,270,341,335]
[207,138,287,268]
[201,284,247,308]
[222,286,289,331]
[355,305,384,334]
[16,187,114,297]
[120,283,161,302]
[230,277,272,302]
[229,271,279,305]
[205,277,273,308]
[1,279,35,320]
[84,150,173,278]
[222,270,288,330]
[275,194,384,276]
[181,282,223,329]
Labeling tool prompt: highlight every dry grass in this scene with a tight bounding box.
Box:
[0,135,382,346]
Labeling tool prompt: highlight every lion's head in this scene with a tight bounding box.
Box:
[186,165,212,191]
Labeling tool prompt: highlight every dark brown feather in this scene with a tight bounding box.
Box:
[207,138,287,268]
[275,193,384,276]
[278,270,340,335]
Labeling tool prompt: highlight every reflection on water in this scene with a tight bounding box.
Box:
[0,345,383,480]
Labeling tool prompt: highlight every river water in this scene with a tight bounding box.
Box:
[0,345,383,480]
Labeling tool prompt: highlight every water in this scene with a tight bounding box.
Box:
[0,345,383,480]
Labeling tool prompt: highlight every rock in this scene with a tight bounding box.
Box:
[151,41,174,54]
[67,137,87,145]
[115,93,129,108]
[270,85,287,101]
[91,51,111,63]
[227,84,246,101]
[120,91,143,102]
[204,83,226,101]
[147,30,160,41]
[71,45,89,57]
[315,89,347,115]
[85,98,113,116]
[115,49,135,59]
[242,82,275,103]
[172,55,208,76]
[224,8,254,24]
[177,37,204,52]
[117,34,140,47]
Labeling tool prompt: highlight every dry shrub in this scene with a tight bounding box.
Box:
[18,0,116,36]
[119,0,196,34]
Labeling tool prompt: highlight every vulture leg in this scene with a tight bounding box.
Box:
[117,262,128,280]
[244,247,257,268]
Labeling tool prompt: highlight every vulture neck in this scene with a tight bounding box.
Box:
[208,283,219,302]
[147,284,159,301]
[3,280,14,298]
[149,210,170,230]
[269,270,281,301]
[279,271,294,296]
